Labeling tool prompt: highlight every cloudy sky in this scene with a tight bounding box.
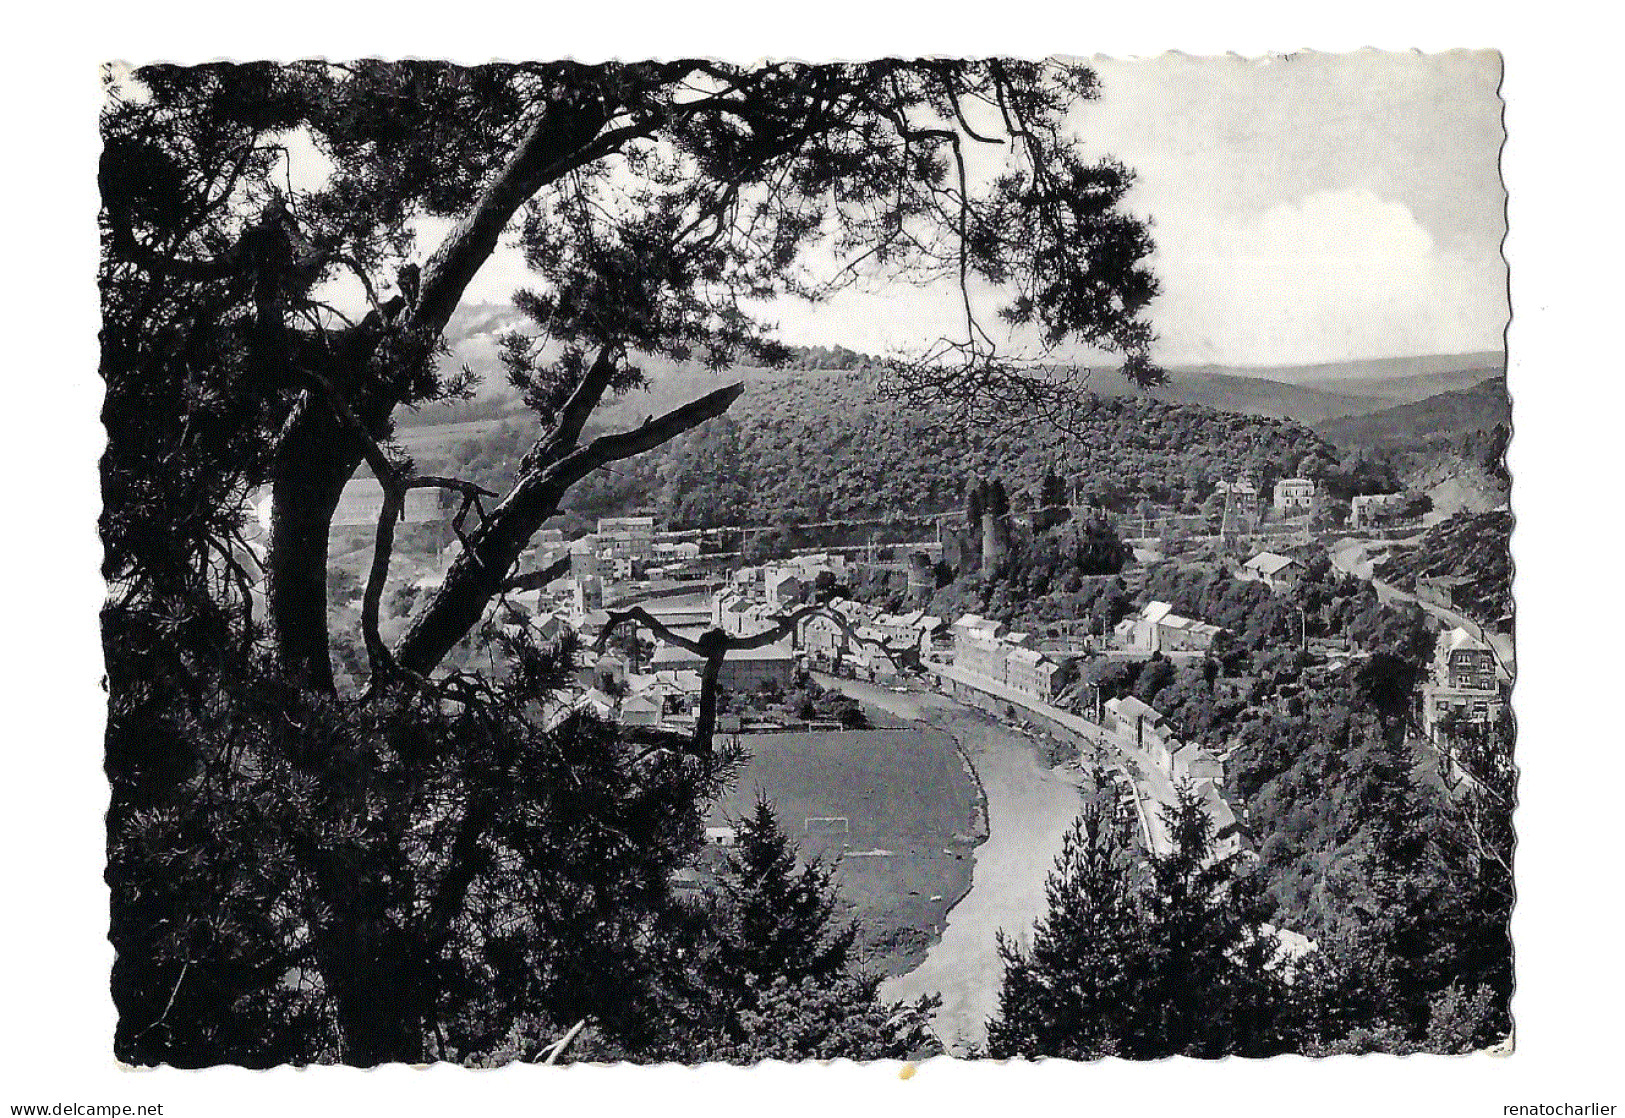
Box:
[439,51,1506,371]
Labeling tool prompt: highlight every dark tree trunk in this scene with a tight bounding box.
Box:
[312,898,440,1065]
[692,633,728,753]
[262,101,614,694]
[267,401,365,694]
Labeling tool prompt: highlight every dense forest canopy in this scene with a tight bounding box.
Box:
[431,370,1339,528]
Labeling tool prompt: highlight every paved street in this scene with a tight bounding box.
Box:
[1330,536,1515,678]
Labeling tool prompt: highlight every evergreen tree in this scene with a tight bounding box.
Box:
[987,477,1010,520]
[1135,788,1291,1057]
[965,478,985,528]
[685,797,939,1062]
[988,789,1294,1060]
[1034,469,1070,532]
[986,808,1143,1059]
[713,796,857,993]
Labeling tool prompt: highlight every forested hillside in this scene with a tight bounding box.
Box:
[1373,510,1514,621]
[439,371,1335,529]
[1315,376,1509,448]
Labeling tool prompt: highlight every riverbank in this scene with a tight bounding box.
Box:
[829,677,1087,1054]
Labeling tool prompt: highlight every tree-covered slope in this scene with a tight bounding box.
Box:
[551,371,1336,528]
[1315,376,1510,449]
[1373,510,1514,622]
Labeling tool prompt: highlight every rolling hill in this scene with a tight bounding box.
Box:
[404,302,1508,447]
[1179,351,1505,388]
[1313,376,1510,448]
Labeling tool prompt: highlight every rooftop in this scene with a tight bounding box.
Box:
[1245,551,1298,575]
[1440,626,1493,655]
[1107,695,1166,726]
[652,639,796,664]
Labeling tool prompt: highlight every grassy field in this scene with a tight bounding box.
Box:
[708,725,981,978]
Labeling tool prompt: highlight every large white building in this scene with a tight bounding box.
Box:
[652,638,797,692]
[1114,601,1224,653]
[1421,626,1507,739]
[950,614,1064,700]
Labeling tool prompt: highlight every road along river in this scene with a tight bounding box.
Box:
[821,676,1086,1054]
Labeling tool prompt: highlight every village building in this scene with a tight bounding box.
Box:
[568,534,599,565]
[1349,492,1406,528]
[1114,600,1225,653]
[711,592,780,638]
[1273,477,1317,513]
[651,638,797,692]
[594,554,633,582]
[1421,626,1507,739]
[1416,574,1473,611]
[597,516,657,561]
[1201,784,1247,860]
[652,539,702,562]
[846,643,902,683]
[1216,478,1259,500]
[785,552,849,581]
[1241,551,1302,593]
[640,597,713,632]
[951,614,1010,683]
[568,574,604,616]
[796,612,849,662]
[1215,477,1262,518]
[764,568,804,609]
[1102,695,1178,769]
[573,687,618,720]
[1005,647,1063,702]
[617,692,663,727]
[1172,741,1224,786]
[1434,625,1500,690]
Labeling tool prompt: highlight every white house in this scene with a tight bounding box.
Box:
[1117,601,1224,653]
[764,568,804,609]
[1171,741,1224,786]
[1103,695,1176,767]
[1273,477,1316,513]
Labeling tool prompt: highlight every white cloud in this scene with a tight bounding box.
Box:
[1148,188,1505,365]
[324,189,1505,372]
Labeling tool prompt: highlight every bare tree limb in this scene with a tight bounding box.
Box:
[548,382,746,489]
[597,598,915,754]
[500,554,573,594]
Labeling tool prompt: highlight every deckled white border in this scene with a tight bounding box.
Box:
[7,1,1620,1114]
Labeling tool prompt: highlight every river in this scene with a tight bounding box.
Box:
[821,675,1085,1054]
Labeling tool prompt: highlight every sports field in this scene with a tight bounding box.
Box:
[709,725,983,978]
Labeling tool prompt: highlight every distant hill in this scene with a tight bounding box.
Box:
[1314,376,1510,448]
[1304,363,1505,403]
[1107,371,1379,425]
[542,370,1337,530]
[409,305,1507,444]
[1179,351,1505,388]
